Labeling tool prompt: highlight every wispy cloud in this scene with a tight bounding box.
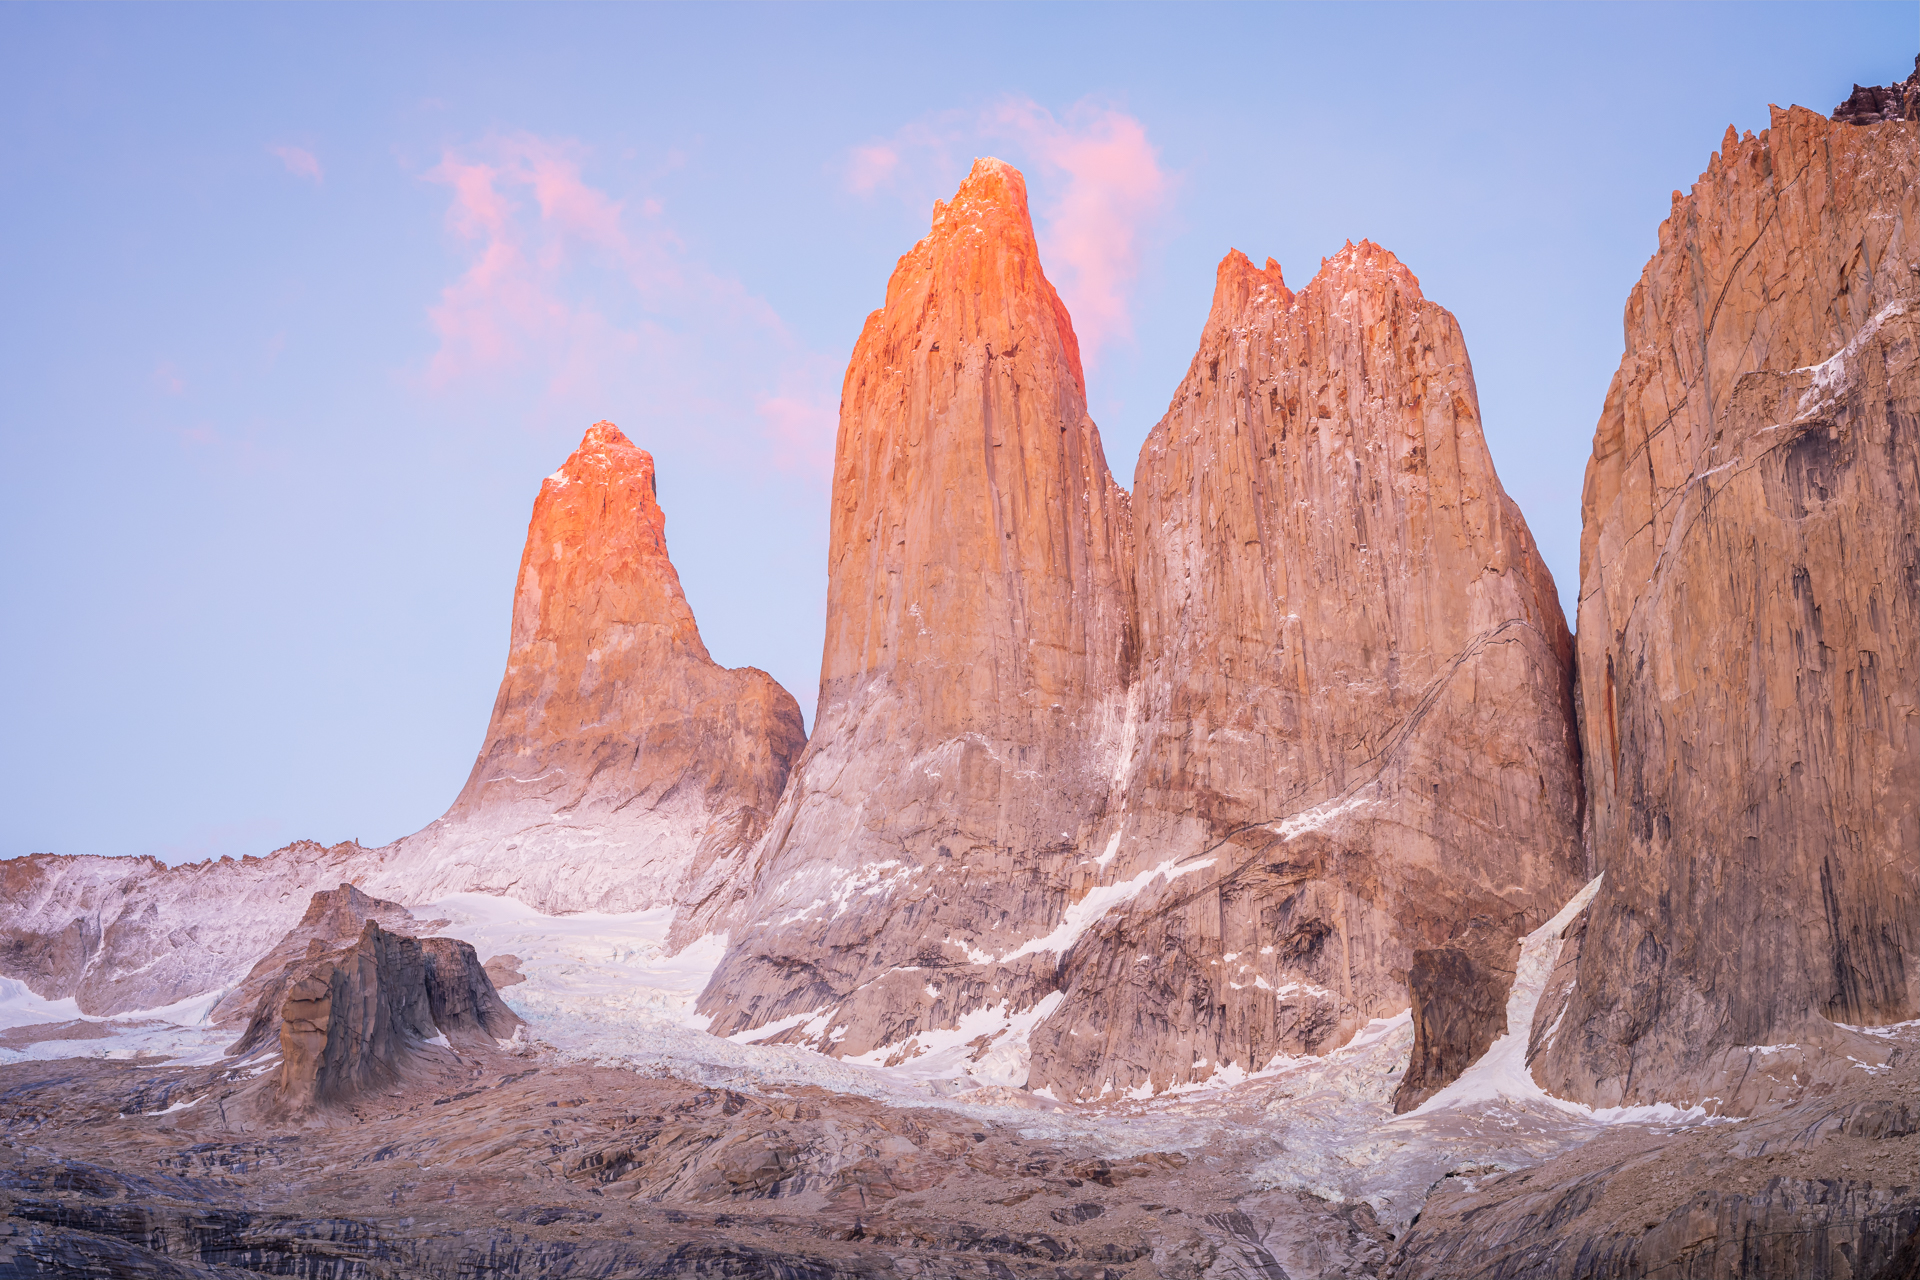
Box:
[417,133,836,484]
[844,98,1172,369]
[270,144,324,183]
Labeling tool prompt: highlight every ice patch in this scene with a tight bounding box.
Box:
[845,992,1066,1091]
[0,978,82,1031]
[997,857,1214,963]
[1271,791,1374,841]
[1397,874,1714,1128]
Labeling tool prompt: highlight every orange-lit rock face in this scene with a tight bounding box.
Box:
[1534,107,1920,1111]
[699,160,1135,1055]
[1028,245,1586,1100]
[383,421,807,918]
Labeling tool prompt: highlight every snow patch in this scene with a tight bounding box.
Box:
[1271,791,1374,841]
[997,858,1214,963]
[1397,874,1715,1127]
[845,991,1066,1091]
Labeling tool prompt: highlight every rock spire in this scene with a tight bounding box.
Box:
[1531,104,1919,1110]
[698,159,1136,1061]
[1027,243,1587,1101]
[378,421,807,918]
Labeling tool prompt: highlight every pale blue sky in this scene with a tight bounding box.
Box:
[3,3,1909,865]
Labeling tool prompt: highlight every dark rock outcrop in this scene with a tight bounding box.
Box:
[1394,925,1521,1113]
[207,887,521,1114]
[420,936,522,1050]
[1831,54,1920,125]
[268,921,441,1115]
[210,883,430,1044]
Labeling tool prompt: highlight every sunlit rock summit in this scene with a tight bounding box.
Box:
[379,421,807,919]
[697,164,1584,1109]
[698,158,1137,1070]
[1033,243,1586,1104]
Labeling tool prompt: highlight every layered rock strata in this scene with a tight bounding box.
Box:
[378,421,808,918]
[212,881,440,1048]
[1028,245,1586,1100]
[267,920,444,1115]
[698,159,1136,1059]
[1533,103,1920,1110]
[0,423,806,1014]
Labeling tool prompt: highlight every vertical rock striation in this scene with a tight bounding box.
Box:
[381,421,808,918]
[1029,245,1586,1100]
[698,159,1136,1061]
[1533,104,1920,1110]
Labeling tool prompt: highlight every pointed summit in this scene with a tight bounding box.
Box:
[700,161,1134,1062]
[379,420,807,917]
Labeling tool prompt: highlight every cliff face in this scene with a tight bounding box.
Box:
[1533,105,1920,1110]
[381,421,808,918]
[1026,246,1586,1100]
[697,159,1136,1062]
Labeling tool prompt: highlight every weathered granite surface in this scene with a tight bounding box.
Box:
[698,159,1137,1065]
[1028,245,1585,1100]
[1534,103,1920,1112]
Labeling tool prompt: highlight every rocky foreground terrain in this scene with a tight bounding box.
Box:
[3,61,1917,1280]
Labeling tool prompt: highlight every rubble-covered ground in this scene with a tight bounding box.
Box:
[3,885,1915,1278]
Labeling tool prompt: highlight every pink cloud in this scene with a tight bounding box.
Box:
[270,145,323,183]
[990,102,1169,361]
[757,383,838,486]
[417,132,823,455]
[844,99,1171,370]
[154,360,185,394]
[845,143,901,196]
